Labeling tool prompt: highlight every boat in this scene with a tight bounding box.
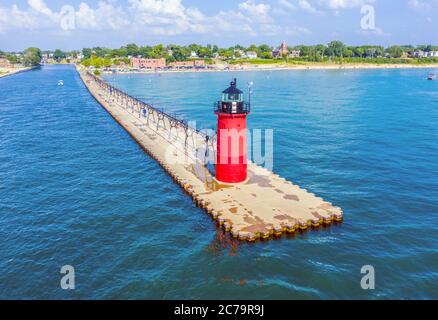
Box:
[58,80,64,86]
[427,73,436,80]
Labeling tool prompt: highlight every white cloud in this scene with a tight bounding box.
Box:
[75,2,129,30]
[298,0,320,13]
[127,0,207,35]
[318,0,373,8]
[28,0,59,20]
[0,0,310,38]
[284,26,312,35]
[278,0,296,10]
[361,26,391,37]
[408,0,428,8]
[239,0,272,22]
[239,0,270,16]
[0,2,53,31]
[128,0,187,18]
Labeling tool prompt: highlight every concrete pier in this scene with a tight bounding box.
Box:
[78,67,343,242]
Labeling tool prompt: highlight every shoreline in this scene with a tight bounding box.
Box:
[0,66,36,79]
[95,62,438,76]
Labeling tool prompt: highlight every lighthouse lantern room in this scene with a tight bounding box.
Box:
[214,79,250,184]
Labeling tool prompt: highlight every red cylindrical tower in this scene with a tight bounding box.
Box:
[214,79,250,184]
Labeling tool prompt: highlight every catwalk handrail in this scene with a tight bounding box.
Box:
[86,71,209,140]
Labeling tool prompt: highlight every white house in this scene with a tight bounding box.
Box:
[289,50,301,58]
[412,50,425,58]
[190,51,198,58]
[245,51,257,59]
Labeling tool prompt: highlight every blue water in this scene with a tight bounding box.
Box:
[1,65,437,299]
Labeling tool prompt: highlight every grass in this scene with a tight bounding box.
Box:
[228,58,285,65]
[227,57,438,66]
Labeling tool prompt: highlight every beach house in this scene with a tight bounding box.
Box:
[289,50,301,58]
[245,51,258,59]
[130,57,166,69]
[168,60,206,69]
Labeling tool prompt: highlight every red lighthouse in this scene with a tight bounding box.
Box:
[214,79,250,184]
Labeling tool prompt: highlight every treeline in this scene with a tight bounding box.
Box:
[0,47,42,66]
[78,43,273,61]
[291,41,438,60]
[3,41,438,67]
[77,42,438,61]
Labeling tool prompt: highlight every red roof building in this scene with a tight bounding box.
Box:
[130,57,166,69]
[272,42,289,58]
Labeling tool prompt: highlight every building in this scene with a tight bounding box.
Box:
[412,50,425,58]
[272,42,289,58]
[401,52,410,59]
[190,51,198,58]
[288,50,301,58]
[412,50,438,58]
[0,57,13,68]
[130,57,166,69]
[245,51,257,59]
[169,60,206,68]
[234,49,245,58]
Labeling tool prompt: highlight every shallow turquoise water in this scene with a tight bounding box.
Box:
[0,65,437,299]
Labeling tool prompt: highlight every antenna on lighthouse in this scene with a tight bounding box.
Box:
[247,81,253,105]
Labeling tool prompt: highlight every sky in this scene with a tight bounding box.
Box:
[0,0,438,51]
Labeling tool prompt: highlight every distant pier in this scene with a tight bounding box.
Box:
[78,67,343,242]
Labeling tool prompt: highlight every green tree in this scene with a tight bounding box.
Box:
[258,44,271,54]
[386,46,403,58]
[260,52,272,59]
[125,43,139,56]
[325,41,346,58]
[92,47,110,58]
[6,54,18,64]
[23,47,42,66]
[82,48,92,59]
[354,47,365,58]
[110,47,128,58]
[53,49,66,62]
[344,49,354,58]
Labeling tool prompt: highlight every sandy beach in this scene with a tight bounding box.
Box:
[94,62,438,76]
[0,67,33,79]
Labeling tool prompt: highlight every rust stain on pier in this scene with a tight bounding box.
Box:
[78,67,343,242]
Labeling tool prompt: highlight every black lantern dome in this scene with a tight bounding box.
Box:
[214,79,250,114]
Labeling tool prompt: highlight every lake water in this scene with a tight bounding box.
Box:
[0,65,437,299]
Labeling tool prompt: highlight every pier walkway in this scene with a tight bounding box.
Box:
[78,67,343,241]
